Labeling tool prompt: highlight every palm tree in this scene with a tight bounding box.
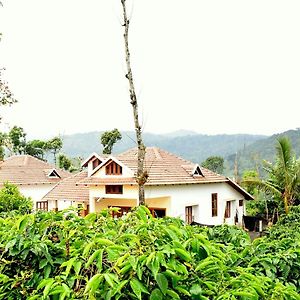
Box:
[243,136,300,214]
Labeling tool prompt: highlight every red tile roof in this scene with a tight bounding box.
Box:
[42,171,89,202]
[78,147,253,200]
[79,147,227,186]
[0,155,70,185]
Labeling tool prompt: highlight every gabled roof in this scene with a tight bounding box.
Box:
[42,171,89,202]
[226,177,254,200]
[81,153,105,167]
[90,156,134,177]
[0,155,70,185]
[78,147,254,199]
[79,147,228,186]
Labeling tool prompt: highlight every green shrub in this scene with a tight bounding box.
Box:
[0,182,32,215]
[0,206,299,299]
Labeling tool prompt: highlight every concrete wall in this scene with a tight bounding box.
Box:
[145,182,245,225]
[88,182,247,226]
[19,184,55,209]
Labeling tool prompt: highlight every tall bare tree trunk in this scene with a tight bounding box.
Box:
[121,0,147,205]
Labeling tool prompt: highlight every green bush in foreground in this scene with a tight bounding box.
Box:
[0,182,32,215]
[0,206,299,299]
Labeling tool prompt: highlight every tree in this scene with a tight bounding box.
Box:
[24,140,47,160]
[8,126,26,155]
[201,156,224,174]
[0,182,32,214]
[243,136,300,214]
[0,131,7,160]
[100,129,122,155]
[45,136,63,165]
[121,0,147,205]
[57,153,72,171]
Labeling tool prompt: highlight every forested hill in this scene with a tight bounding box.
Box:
[61,131,266,163]
[227,128,300,175]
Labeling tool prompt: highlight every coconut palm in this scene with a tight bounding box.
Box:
[243,136,300,214]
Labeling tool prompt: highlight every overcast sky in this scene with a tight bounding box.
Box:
[0,0,299,139]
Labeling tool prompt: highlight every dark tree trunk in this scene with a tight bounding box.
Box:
[121,0,147,205]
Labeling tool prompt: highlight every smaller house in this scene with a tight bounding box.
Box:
[0,155,70,210]
[42,171,89,214]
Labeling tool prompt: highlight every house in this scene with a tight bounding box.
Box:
[0,155,70,210]
[42,171,89,214]
[77,147,253,225]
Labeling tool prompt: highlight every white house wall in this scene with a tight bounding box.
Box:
[145,182,246,226]
[19,184,55,209]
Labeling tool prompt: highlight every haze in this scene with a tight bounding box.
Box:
[0,0,299,139]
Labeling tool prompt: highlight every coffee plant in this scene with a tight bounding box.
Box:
[0,206,299,299]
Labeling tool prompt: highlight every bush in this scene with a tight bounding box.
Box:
[0,206,299,299]
[0,182,32,215]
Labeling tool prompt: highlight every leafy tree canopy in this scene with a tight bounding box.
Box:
[58,153,72,171]
[243,136,300,215]
[101,128,122,155]
[201,156,224,174]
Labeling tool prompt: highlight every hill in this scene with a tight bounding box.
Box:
[61,130,266,164]
[227,128,300,176]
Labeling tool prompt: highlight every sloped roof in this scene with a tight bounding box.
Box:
[0,155,70,185]
[79,147,227,186]
[78,147,253,200]
[42,171,89,202]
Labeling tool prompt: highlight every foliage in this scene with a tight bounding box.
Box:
[46,136,63,163]
[101,129,122,155]
[242,136,300,215]
[0,182,32,214]
[8,126,27,154]
[0,206,299,299]
[0,68,17,116]
[201,156,224,174]
[25,140,47,160]
[58,153,72,171]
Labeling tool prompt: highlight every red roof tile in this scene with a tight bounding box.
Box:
[42,171,89,202]
[0,155,70,185]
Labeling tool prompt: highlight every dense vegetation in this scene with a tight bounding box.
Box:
[0,206,299,299]
[0,183,32,215]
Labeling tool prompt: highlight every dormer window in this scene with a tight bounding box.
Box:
[193,165,204,176]
[92,158,101,170]
[106,161,122,175]
[48,169,61,178]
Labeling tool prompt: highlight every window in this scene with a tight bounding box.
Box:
[149,208,166,218]
[48,169,60,178]
[92,158,101,170]
[36,201,48,211]
[193,166,204,176]
[105,185,123,194]
[185,206,193,224]
[106,161,122,175]
[225,201,231,218]
[239,200,244,207]
[211,193,218,217]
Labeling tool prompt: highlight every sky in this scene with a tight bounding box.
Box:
[0,0,300,139]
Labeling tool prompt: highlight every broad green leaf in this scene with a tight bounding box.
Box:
[84,274,103,294]
[174,248,192,262]
[130,278,149,300]
[156,273,168,295]
[166,289,180,299]
[150,289,163,300]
